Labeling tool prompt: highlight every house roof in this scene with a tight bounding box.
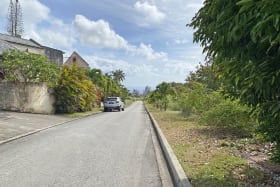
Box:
[65,51,90,68]
[72,51,89,65]
[0,39,17,55]
[0,33,42,49]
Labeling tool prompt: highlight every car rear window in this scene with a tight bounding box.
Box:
[107,97,117,101]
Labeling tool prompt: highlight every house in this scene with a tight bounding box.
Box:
[29,39,64,66]
[43,46,64,66]
[0,33,64,65]
[0,39,17,54]
[64,51,90,69]
[0,33,44,55]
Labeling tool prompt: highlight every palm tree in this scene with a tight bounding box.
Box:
[111,69,125,84]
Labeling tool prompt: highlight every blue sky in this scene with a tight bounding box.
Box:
[0,0,205,90]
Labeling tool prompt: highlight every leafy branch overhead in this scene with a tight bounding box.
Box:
[188,0,280,161]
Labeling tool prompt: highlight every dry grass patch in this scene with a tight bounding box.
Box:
[148,106,280,187]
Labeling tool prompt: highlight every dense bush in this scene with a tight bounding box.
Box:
[148,79,256,137]
[54,64,97,113]
[179,82,222,116]
[200,99,255,136]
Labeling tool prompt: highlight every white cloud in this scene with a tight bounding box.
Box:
[0,0,49,36]
[73,15,128,49]
[73,14,167,61]
[0,0,206,88]
[0,0,74,50]
[134,1,165,26]
[89,56,132,73]
[163,60,196,76]
[22,0,50,26]
[131,43,168,61]
[85,55,162,88]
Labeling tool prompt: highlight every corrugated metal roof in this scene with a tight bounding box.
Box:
[0,33,42,49]
[0,39,17,55]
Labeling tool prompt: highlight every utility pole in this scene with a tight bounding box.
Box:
[7,0,24,37]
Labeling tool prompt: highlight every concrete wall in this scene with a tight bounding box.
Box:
[44,47,64,66]
[0,82,55,114]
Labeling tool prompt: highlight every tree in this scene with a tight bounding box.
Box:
[1,50,59,83]
[7,0,24,37]
[148,82,175,111]
[188,0,280,161]
[186,61,221,91]
[111,69,125,84]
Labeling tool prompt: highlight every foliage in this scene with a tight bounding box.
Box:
[54,64,97,113]
[147,82,176,111]
[179,82,218,115]
[1,50,59,83]
[200,99,255,136]
[186,62,221,90]
[86,68,129,102]
[148,107,274,186]
[188,0,280,161]
[111,69,125,84]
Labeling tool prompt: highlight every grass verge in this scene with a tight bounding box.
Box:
[147,105,279,187]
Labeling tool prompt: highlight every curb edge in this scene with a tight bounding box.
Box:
[145,107,192,187]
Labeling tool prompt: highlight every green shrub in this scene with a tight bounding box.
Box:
[200,99,255,136]
[54,64,97,113]
[179,82,222,116]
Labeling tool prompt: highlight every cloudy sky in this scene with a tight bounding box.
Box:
[0,0,205,90]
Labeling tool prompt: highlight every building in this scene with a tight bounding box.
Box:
[0,33,44,55]
[0,39,17,55]
[64,51,90,69]
[0,33,64,65]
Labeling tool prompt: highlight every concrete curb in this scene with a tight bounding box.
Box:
[0,111,102,146]
[146,109,192,187]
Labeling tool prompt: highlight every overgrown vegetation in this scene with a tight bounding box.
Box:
[85,68,130,104]
[147,106,279,187]
[147,62,256,138]
[188,0,280,162]
[146,60,280,185]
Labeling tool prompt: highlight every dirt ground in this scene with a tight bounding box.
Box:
[151,110,280,186]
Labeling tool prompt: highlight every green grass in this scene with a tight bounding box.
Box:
[189,153,267,187]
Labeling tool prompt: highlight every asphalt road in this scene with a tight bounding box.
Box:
[0,101,170,187]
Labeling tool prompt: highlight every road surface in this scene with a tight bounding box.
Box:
[0,101,171,187]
